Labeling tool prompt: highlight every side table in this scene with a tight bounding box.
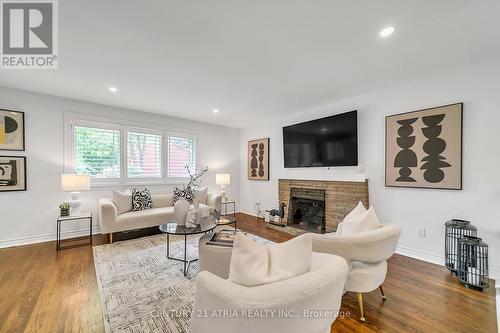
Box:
[57,212,93,250]
[221,201,236,217]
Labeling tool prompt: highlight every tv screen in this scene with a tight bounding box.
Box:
[283,111,358,168]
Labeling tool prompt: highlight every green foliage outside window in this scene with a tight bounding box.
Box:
[75,126,120,178]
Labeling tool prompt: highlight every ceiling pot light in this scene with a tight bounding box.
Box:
[108,86,118,92]
[380,26,395,37]
[212,109,219,114]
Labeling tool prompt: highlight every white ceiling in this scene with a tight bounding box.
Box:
[1,0,500,128]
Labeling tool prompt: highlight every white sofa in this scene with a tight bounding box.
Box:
[98,193,222,235]
[192,252,349,333]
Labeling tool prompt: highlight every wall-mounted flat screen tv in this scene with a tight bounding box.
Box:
[283,110,358,168]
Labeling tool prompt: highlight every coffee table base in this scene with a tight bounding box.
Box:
[165,233,200,276]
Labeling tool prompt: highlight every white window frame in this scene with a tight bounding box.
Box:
[66,119,123,186]
[64,113,198,188]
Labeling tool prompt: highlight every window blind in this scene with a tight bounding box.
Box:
[127,131,162,178]
[167,136,196,177]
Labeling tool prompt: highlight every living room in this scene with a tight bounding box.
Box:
[0,1,499,333]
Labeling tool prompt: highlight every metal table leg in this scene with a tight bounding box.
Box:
[89,216,93,245]
[166,234,169,257]
[56,220,60,250]
[184,235,187,276]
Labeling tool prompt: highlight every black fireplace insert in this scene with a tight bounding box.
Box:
[287,187,326,233]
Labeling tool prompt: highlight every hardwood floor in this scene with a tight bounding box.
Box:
[0,213,496,333]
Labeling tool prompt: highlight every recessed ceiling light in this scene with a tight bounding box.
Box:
[212,109,219,114]
[380,26,394,38]
[108,86,118,93]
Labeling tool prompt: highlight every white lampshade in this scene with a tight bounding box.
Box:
[216,173,231,186]
[61,174,90,192]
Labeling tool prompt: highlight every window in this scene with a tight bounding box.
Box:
[127,130,162,178]
[74,125,121,179]
[167,135,196,177]
[66,115,197,186]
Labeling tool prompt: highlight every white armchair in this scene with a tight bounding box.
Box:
[311,224,401,322]
[191,252,349,333]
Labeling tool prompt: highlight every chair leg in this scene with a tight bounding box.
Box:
[357,292,366,322]
[379,285,387,300]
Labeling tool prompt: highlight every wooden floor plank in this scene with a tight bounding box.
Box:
[0,212,496,333]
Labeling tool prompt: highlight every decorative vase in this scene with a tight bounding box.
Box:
[60,209,70,217]
[174,198,190,226]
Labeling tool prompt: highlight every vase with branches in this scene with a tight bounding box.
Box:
[174,165,209,203]
[184,165,208,191]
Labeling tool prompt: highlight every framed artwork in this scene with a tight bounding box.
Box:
[386,103,462,190]
[0,156,27,192]
[0,109,25,151]
[248,138,269,180]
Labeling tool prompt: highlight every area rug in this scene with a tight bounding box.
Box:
[93,231,270,333]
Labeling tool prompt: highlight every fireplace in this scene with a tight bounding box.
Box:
[278,179,369,233]
[287,187,326,233]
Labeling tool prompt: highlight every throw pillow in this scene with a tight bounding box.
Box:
[112,189,132,215]
[335,222,344,235]
[229,233,312,287]
[194,186,208,205]
[344,201,367,221]
[132,188,153,211]
[337,201,367,235]
[173,187,194,203]
[342,206,381,235]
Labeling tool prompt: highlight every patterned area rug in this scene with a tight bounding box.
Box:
[93,231,269,333]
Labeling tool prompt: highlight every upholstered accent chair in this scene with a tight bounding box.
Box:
[191,252,349,333]
[311,224,401,322]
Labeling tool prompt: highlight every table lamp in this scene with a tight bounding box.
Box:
[216,173,231,202]
[61,174,90,215]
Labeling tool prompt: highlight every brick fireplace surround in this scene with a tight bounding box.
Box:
[278,179,369,233]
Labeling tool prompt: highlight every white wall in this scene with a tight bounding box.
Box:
[0,86,240,248]
[240,59,500,278]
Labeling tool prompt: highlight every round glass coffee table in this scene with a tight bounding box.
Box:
[159,219,217,276]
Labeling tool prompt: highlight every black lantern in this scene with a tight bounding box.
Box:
[457,236,489,290]
[445,219,477,273]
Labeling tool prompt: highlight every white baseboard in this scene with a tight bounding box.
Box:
[396,245,445,267]
[241,209,260,218]
[0,227,101,249]
[396,245,499,281]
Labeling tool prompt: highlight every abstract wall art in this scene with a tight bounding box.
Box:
[386,103,462,190]
[0,109,25,151]
[0,156,26,192]
[248,138,269,180]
